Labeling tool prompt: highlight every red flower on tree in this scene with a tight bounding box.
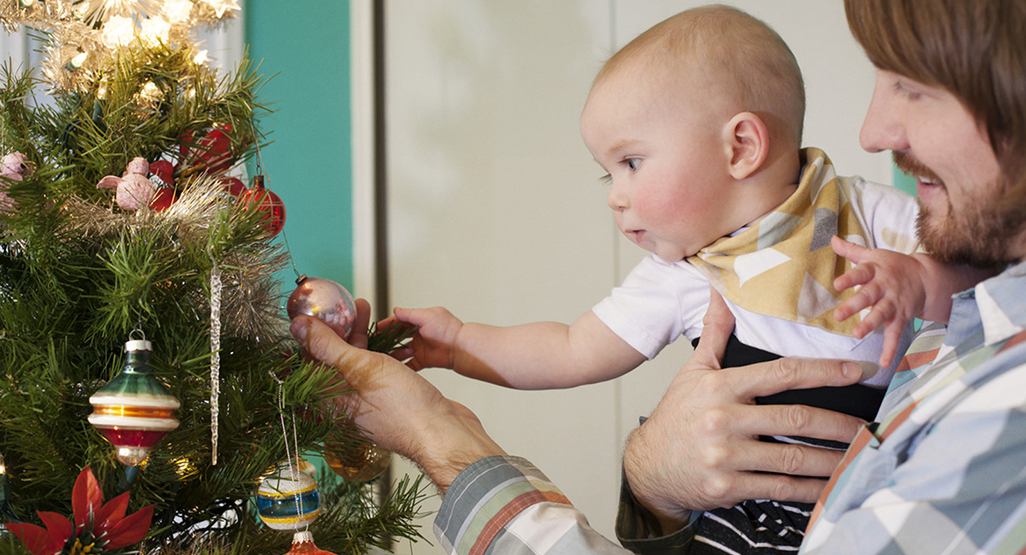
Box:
[6,467,153,555]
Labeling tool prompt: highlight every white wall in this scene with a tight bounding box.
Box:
[383,2,889,553]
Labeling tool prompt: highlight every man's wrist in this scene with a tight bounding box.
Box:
[622,424,692,533]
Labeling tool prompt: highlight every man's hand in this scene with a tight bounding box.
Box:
[622,290,865,533]
[291,300,506,492]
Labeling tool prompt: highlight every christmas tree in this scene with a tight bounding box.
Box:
[0,1,425,554]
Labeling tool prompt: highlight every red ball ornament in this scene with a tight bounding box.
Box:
[148,187,177,211]
[238,175,285,237]
[287,275,357,340]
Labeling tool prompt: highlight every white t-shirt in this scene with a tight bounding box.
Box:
[592,176,922,386]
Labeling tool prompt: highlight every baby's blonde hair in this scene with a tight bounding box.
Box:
[597,5,806,147]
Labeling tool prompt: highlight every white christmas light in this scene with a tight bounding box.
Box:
[193,49,208,65]
[162,0,193,23]
[201,0,240,18]
[101,15,137,48]
[140,16,170,46]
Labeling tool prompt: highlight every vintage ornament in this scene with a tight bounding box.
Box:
[149,187,177,211]
[285,531,337,555]
[286,275,357,340]
[0,152,33,211]
[323,443,390,482]
[256,462,321,531]
[180,125,235,176]
[88,339,180,466]
[97,157,156,211]
[220,176,247,198]
[238,175,285,237]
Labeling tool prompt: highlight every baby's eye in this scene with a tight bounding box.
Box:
[599,173,612,185]
[625,158,640,171]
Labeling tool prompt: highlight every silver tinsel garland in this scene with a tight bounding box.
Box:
[1,0,240,92]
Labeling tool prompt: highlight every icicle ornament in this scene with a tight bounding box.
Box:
[209,258,222,465]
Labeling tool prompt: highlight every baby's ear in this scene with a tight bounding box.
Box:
[725,112,769,180]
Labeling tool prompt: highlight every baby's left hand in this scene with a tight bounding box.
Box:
[831,236,926,368]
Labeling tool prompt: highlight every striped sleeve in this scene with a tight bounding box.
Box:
[434,455,633,555]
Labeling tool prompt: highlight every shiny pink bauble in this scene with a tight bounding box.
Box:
[286,276,357,339]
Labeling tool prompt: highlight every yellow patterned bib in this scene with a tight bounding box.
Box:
[687,148,868,337]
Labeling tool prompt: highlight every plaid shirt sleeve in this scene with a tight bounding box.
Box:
[433,455,635,555]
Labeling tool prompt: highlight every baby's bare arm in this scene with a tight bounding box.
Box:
[394,307,646,389]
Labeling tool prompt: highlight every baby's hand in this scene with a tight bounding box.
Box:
[390,306,464,371]
[831,236,926,368]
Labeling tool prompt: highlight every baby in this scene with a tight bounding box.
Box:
[391,5,985,551]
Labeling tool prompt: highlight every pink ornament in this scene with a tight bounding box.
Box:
[97,157,156,211]
[2,152,33,176]
[0,152,33,212]
[286,275,357,340]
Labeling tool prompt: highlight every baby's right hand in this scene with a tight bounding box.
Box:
[390,306,464,371]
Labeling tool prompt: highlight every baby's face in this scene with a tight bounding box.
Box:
[580,66,740,261]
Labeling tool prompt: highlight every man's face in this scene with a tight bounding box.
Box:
[859,69,1021,267]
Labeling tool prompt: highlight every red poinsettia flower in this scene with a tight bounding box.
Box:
[6,467,153,555]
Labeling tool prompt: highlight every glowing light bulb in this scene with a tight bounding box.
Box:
[140,16,170,46]
[163,0,193,23]
[193,49,208,65]
[101,15,136,49]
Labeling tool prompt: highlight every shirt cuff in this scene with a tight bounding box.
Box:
[615,468,698,555]
[434,455,572,555]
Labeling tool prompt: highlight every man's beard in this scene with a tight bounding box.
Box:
[893,151,1021,268]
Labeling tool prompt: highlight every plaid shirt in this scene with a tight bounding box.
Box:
[434,261,1026,555]
[801,261,1026,554]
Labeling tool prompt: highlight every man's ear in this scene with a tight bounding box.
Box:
[724,112,769,180]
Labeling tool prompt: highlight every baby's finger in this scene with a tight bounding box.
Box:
[878,322,903,368]
[834,295,868,323]
[852,302,894,339]
[834,262,876,293]
[390,345,415,361]
[831,236,870,264]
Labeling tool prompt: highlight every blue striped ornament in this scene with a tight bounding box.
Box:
[256,465,321,530]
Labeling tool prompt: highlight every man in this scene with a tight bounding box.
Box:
[291,0,1026,552]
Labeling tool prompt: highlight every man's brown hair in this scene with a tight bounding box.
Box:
[845,0,1026,191]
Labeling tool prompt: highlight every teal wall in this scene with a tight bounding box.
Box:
[893,165,917,197]
[245,2,354,293]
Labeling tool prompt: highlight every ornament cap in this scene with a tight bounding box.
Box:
[124,339,152,352]
[294,531,313,544]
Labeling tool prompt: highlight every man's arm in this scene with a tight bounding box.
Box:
[292,303,634,555]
